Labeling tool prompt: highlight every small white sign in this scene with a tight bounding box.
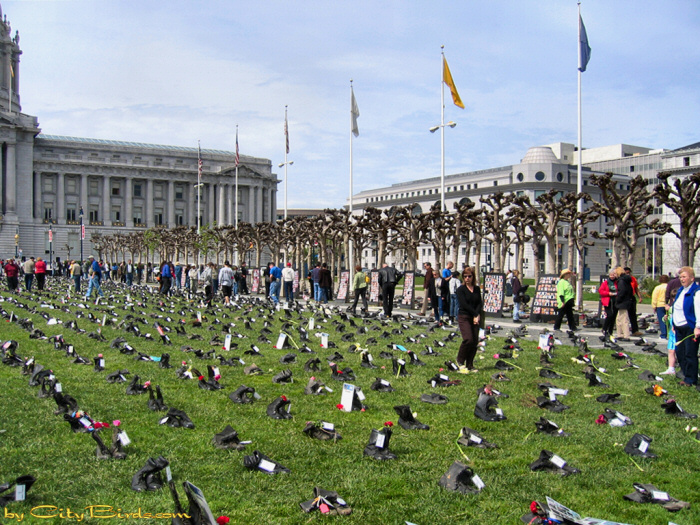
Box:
[638,440,649,453]
[276,333,287,348]
[471,474,485,490]
[118,430,131,446]
[651,490,669,501]
[321,333,329,348]
[55,383,62,393]
[224,334,232,351]
[259,459,276,472]
[375,433,386,449]
[165,466,172,482]
[15,484,25,501]
[322,422,335,431]
[340,383,355,413]
[469,434,483,444]
[550,455,566,468]
[495,408,503,416]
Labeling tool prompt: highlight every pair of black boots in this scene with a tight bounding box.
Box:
[131,456,169,491]
[147,385,168,411]
[162,408,195,429]
[93,428,127,460]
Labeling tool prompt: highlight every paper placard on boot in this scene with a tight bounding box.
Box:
[79,417,92,428]
[239,358,246,365]
[469,434,482,444]
[224,334,232,351]
[380,379,390,386]
[15,484,25,501]
[276,333,287,349]
[321,334,329,348]
[159,417,169,425]
[549,391,557,402]
[197,312,202,323]
[356,389,366,401]
[118,431,131,446]
[638,440,649,453]
[102,314,107,326]
[492,389,502,396]
[253,392,262,399]
[495,408,503,416]
[324,386,333,392]
[99,359,105,368]
[309,318,315,330]
[67,346,74,354]
[367,354,373,362]
[213,367,220,377]
[538,334,550,349]
[239,440,252,445]
[651,490,669,501]
[550,455,567,468]
[471,474,485,490]
[26,357,34,366]
[259,459,276,472]
[165,466,172,482]
[55,382,62,393]
[340,383,355,412]
[397,359,406,366]
[322,422,335,431]
[431,380,437,388]
[375,433,386,448]
[550,388,568,396]
[439,374,449,381]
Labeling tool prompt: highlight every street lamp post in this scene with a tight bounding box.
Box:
[48,223,53,277]
[429,120,456,212]
[14,227,19,259]
[278,159,294,221]
[79,206,84,263]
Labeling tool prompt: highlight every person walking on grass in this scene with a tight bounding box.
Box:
[553,269,576,332]
[456,267,482,374]
[670,266,700,387]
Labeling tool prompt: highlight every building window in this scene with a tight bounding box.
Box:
[66,178,77,194]
[493,181,498,186]
[683,157,690,167]
[66,205,76,222]
[460,185,464,190]
[133,207,143,224]
[154,184,163,199]
[154,208,164,225]
[556,172,563,182]
[111,206,121,222]
[535,171,545,181]
[473,184,477,189]
[43,203,53,221]
[175,185,184,200]
[89,206,99,222]
[516,173,524,182]
[111,182,120,196]
[43,177,55,193]
[630,165,635,173]
[175,211,184,226]
[133,183,142,197]
[89,180,99,196]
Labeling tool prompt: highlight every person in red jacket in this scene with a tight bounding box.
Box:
[34,257,47,290]
[598,269,618,339]
[4,258,20,291]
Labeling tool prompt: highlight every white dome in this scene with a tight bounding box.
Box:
[521,146,558,164]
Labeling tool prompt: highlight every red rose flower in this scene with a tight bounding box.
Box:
[198,375,204,381]
[281,395,287,401]
[216,516,230,525]
[384,421,393,427]
[336,404,344,410]
[595,414,607,425]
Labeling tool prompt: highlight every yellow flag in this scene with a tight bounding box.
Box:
[443,57,464,109]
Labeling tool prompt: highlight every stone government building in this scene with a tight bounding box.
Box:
[0,5,278,262]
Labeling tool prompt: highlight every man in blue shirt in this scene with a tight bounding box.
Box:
[269,262,282,304]
[85,255,105,301]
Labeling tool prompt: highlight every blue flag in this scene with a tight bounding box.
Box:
[579,14,591,72]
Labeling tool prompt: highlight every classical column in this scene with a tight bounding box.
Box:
[269,185,276,222]
[125,177,133,227]
[168,180,175,227]
[6,143,16,214]
[248,186,254,223]
[256,186,263,224]
[208,183,215,225]
[57,172,65,221]
[188,183,196,227]
[227,184,234,226]
[217,182,226,225]
[33,171,41,220]
[146,179,154,227]
[102,175,111,225]
[80,174,88,218]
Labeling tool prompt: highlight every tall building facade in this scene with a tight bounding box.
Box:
[0,5,278,262]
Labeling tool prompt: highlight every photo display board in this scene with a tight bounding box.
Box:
[369,270,381,303]
[337,270,350,301]
[251,269,260,294]
[482,272,505,317]
[530,274,559,322]
[401,271,415,308]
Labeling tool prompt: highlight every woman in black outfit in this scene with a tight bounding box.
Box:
[456,267,483,373]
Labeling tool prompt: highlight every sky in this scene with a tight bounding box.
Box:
[8,0,700,209]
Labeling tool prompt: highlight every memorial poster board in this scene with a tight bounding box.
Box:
[251,269,260,294]
[401,271,415,308]
[369,269,381,304]
[482,272,506,317]
[337,270,350,301]
[530,274,559,322]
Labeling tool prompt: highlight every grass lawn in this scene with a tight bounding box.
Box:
[1,279,699,525]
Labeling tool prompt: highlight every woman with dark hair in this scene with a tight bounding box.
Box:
[456,267,483,374]
[599,269,618,339]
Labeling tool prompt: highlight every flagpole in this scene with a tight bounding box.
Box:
[349,80,355,271]
[440,46,446,213]
[284,105,289,221]
[576,2,584,308]
[197,140,202,272]
[234,125,239,266]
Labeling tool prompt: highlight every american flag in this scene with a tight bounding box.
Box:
[197,141,202,183]
[235,128,240,167]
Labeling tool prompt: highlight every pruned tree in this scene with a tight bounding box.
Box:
[590,173,671,270]
[654,171,700,267]
[479,192,516,272]
[424,203,454,269]
[451,200,480,269]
